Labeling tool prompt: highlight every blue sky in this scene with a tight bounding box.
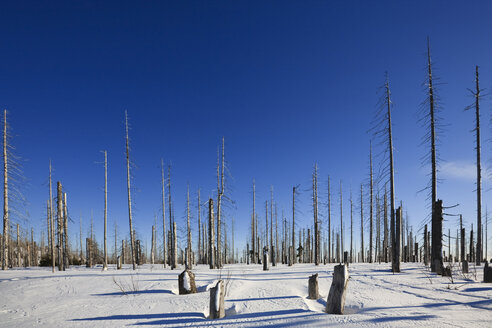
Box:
[1,1,491,258]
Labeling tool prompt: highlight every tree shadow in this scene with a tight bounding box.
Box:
[226,295,300,302]
[365,314,437,323]
[73,312,206,323]
[92,289,175,296]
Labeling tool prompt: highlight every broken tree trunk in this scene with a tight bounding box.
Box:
[484,262,492,283]
[178,269,197,295]
[308,273,319,299]
[326,264,349,314]
[209,280,225,319]
[263,247,269,271]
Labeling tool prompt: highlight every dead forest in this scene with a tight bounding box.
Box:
[1,41,491,283]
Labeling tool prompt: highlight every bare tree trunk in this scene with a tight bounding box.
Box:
[186,186,192,270]
[328,177,331,263]
[209,198,215,269]
[369,142,373,263]
[161,160,166,268]
[2,110,8,270]
[103,150,108,270]
[472,66,482,265]
[57,182,64,271]
[292,185,296,264]
[216,137,225,268]
[63,192,68,269]
[252,180,256,264]
[151,225,155,265]
[312,166,319,265]
[360,184,364,263]
[168,164,175,268]
[383,185,388,262]
[350,191,353,263]
[198,189,201,264]
[79,217,83,263]
[232,216,235,264]
[340,181,343,261]
[124,111,136,270]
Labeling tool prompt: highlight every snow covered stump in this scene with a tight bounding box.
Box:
[117,256,122,270]
[308,273,319,299]
[178,270,197,295]
[484,262,492,283]
[326,263,349,314]
[462,260,469,274]
[209,280,225,319]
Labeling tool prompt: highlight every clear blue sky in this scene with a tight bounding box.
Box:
[1,1,491,258]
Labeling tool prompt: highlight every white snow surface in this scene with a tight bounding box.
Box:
[0,263,491,327]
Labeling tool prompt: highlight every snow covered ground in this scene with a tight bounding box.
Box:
[1,262,491,327]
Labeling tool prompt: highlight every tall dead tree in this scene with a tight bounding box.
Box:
[160,159,166,267]
[383,185,388,262]
[340,181,343,260]
[209,198,215,269]
[186,186,192,269]
[270,186,274,265]
[313,165,319,265]
[168,164,175,268]
[465,66,482,265]
[197,188,201,264]
[252,180,256,264]
[369,142,373,263]
[424,39,443,273]
[216,137,225,268]
[292,185,297,264]
[57,181,64,271]
[124,111,136,270]
[350,190,353,263]
[103,150,108,270]
[2,110,8,270]
[360,184,364,262]
[328,176,331,263]
[63,192,68,269]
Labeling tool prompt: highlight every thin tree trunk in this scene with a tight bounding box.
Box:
[209,198,215,269]
[2,110,8,270]
[186,186,192,269]
[57,181,64,271]
[328,177,331,263]
[103,150,108,270]
[216,137,225,268]
[473,66,482,265]
[63,192,68,269]
[160,160,166,267]
[124,111,136,270]
[292,186,296,264]
[369,142,373,263]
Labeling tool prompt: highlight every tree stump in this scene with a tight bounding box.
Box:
[343,251,348,265]
[209,280,225,319]
[326,264,349,314]
[462,260,469,274]
[117,256,122,270]
[308,273,319,299]
[178,269,197,295]
[484,262,492,283]
[263,247,269,271]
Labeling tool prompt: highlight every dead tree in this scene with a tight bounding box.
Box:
[209,198,215,269]
[124,111,136,270]
[293,185,297,264]
[57,181,64,271]
[340,181,343,260]
[328,177,331,263]
[360,184,364,262]
[168,164,175,269]
[369,142,373,263]
[392,206,401,272]
[465,66,482,265]
[270,186,274,265]
[161,159,166,267]
[216,137,225,268]
[63,192,68,269]
[2,110,8,270]
[383,185,389,262]
[197,189,201,264]
[251,180,256,264]
[350,190,353,263]
[313,165,319,265]
[186,186,192,269]
[103,150,108,270]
